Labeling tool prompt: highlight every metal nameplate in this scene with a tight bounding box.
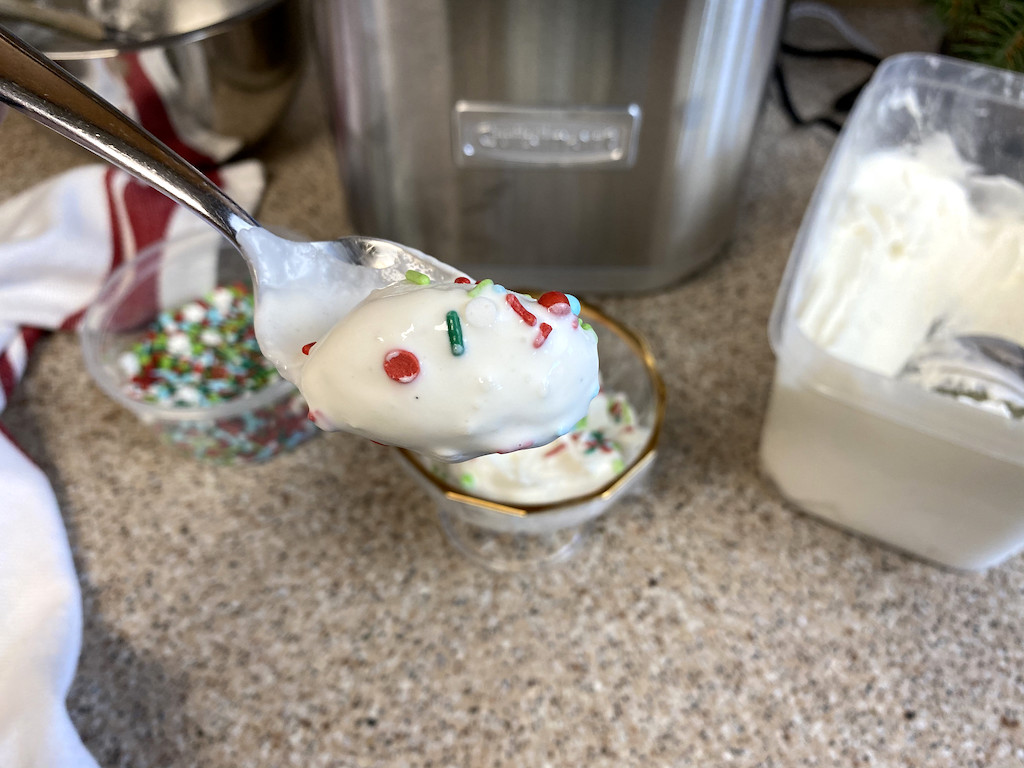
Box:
[453,101,641,169]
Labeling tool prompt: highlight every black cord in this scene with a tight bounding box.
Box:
[775,42,882,132]
[780,41,881,66]
[773,62,844,132]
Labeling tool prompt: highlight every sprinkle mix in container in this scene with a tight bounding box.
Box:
[120,285,277,406]
[115,284,317,464]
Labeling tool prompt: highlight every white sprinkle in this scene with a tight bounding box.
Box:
[465,297,498,328]
[211,287,234,315]
[181,302,206,323]
[167,332,192,356]
[118,352,141,377]
[174,386,201,405]
[200,329,223,346]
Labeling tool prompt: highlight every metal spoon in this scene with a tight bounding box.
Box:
[0,25,462,377]
[899,333,1024,420]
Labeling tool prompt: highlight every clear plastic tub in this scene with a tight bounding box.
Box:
[80,231,319,464]
[760,53,1024,571]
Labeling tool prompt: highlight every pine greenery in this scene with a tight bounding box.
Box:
[928,0,1024,71]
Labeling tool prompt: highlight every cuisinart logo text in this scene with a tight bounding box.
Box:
[453,101,641,169]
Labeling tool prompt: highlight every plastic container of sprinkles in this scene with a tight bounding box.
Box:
[80,231,319,464]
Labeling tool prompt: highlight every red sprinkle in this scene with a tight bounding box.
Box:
[544,442,568,458]
[572,317,579,329]
[506,294,537,326]
[383,349,420,383]
[302,341,316,355]
[538,291,571,315]
[454,276,472,284]
[132,370,158,388]
[533,322,553,348]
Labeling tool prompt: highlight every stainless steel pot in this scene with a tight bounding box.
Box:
[1,0,304,158]
[314,0,785,292]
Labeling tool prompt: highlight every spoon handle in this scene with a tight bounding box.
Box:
[0,26,257,245]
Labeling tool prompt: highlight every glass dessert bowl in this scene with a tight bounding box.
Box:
[396,302,665,572]
[79,230,319,465]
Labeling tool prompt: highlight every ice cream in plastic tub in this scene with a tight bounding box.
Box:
[397,303,664,572]
[760,53,1024,570]
[80,231,318,464]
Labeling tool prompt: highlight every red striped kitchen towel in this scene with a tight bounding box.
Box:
[0,42,270,763]
[0,158,265,768]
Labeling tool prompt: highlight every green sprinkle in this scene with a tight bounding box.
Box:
[574,416,588,430]
[446,310,465,356]
[579,321,593,331]
[612,457,625,474]
[459,473,475,488]
[467,278,493,298]
[405,269,431,285]
[621,403,634,425]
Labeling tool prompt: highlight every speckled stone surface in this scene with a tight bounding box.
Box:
[3,7,1024,768]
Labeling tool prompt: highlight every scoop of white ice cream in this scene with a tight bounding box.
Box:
[298,278,600,461]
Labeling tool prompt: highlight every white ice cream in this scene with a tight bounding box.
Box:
[795,135,1024,374]
[430,389,650,504]
[298,279,600,461]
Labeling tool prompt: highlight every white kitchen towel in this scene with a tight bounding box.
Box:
[0,159,265,767]
[0,431,92,768]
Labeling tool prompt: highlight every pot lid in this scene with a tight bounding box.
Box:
[0,0,283,60]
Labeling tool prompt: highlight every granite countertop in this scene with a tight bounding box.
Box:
[3,6,1024,767]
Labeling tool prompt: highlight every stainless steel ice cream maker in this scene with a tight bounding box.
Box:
[314,0,785,292]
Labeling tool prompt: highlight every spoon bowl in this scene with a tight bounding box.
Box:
[899,333,1024,419]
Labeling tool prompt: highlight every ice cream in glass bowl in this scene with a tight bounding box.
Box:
[396,302,665,571]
